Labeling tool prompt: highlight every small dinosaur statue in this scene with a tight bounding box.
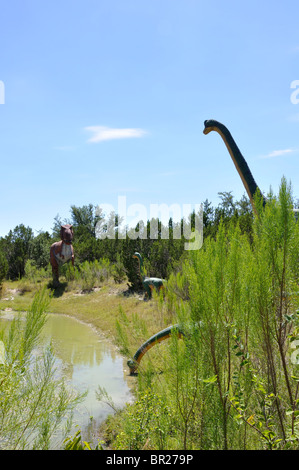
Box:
[133,252,165,299]
[50,224,74,287]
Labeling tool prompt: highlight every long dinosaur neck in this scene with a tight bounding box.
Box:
[203,120,266,210]
[135,254,145,280]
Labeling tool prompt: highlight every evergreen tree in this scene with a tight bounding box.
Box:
[1,224,34,279]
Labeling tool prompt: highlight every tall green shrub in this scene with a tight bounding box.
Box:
[173,178,299,449]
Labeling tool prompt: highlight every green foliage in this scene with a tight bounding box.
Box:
[64,429,104,450]
[29,231,52,269]
[178,178,299,449]
[24,259,50,282]
[0,224,34,279]
[59,258,114,291]
[111,254,127,284]
[78,258,112,290]
[70,203,103,239]
[115,308,131,357]
[162,331,202,450]
[113,389,174,450]
[115,307,149,358]
[0,248,8,293]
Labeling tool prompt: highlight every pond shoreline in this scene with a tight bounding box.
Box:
[0,306,135,448]
[0,279,162,447]
[47,310,137,388]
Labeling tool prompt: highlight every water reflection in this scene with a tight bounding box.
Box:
[0,312,132,447]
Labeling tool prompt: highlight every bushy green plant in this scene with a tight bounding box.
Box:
[112,254,127,284]
[64,429,104,450]
[60,259,114,292]
[79,261,96,291]
[62,262,80,282]
[113,389,174,450]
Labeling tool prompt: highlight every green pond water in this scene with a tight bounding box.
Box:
[0,311,133,448]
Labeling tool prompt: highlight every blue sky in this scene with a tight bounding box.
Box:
[0,0,299,237]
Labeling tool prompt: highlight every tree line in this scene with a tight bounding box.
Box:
[0,191,257,290]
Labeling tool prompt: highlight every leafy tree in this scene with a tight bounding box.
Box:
[70,204,103,239]
[1,224,34,279]
[73,236,99,263]
[29,231,52,269]
[52,214,69,239]
[202,199,214,236]
[214,191,236,227]
[0,248,8,292]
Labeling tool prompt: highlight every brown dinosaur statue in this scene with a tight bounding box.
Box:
[203,119,267,212]
[50,224,74,287]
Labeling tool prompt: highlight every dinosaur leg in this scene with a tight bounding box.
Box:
[147,284,153,300]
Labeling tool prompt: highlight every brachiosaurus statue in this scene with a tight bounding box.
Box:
[133,252,165,299]
[50,224,74,287]
[203,119,267,211]
[128,119,268,374]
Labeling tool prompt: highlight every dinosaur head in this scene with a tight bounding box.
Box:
[60,224,74,244]
[133,252,141,260]
[203,119,223,135]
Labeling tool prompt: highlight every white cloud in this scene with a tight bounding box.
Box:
[260,148,295,159]
[85,126,147,143]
